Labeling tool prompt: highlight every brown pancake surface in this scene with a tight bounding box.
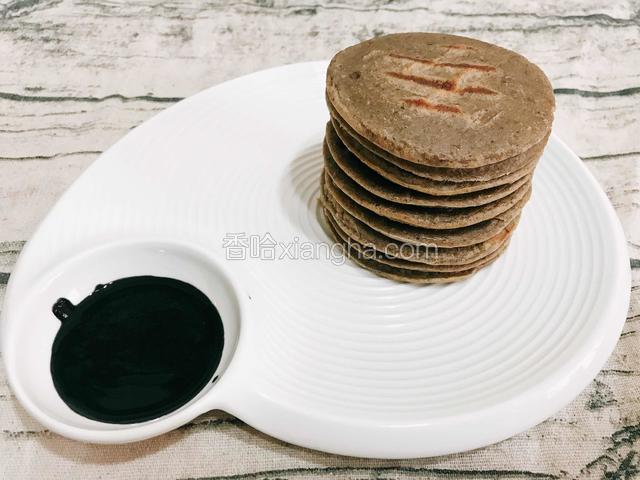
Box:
[326,211,510,273]
[326,220,499,284]
[329,103,548,181]
[330,115,537,196]
[324,145,531,229]
[323,172,530,248]
[326,32,555,167]
[321,184,519,265]
[325,125,531,208]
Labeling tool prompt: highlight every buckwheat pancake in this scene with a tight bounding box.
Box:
[329,103,548,182]
[324,145,531,229]
[341,249,477,283]
[326,212,510,273]
[326,32,555,167]
[331,116,537,196]
[325,126,531,208]
[326,221,494,284]
[323,172,530,248]
[321,185,519,265]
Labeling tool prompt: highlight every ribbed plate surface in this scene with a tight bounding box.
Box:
[2,62,630,458]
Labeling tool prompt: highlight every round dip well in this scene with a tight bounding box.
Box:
[50,276,225,424]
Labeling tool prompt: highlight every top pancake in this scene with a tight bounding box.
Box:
[326,32,555,167]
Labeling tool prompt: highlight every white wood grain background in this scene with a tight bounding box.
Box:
[1,1,639,478]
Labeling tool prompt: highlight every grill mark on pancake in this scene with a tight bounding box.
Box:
[402,98,462,114]
[459,86,498,95]
[385,71,455,90]
[384,71,498,97]
[388,53,495,72]
[389,53,438,67]
[438,61,496,72]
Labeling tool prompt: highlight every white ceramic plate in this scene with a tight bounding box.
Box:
[0,62,630,458]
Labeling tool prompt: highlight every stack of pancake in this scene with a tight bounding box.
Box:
[320,32,555,283]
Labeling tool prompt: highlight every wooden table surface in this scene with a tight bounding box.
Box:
[1,1,639,478]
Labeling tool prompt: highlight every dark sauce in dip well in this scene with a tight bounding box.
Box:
[50,276,224,424]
